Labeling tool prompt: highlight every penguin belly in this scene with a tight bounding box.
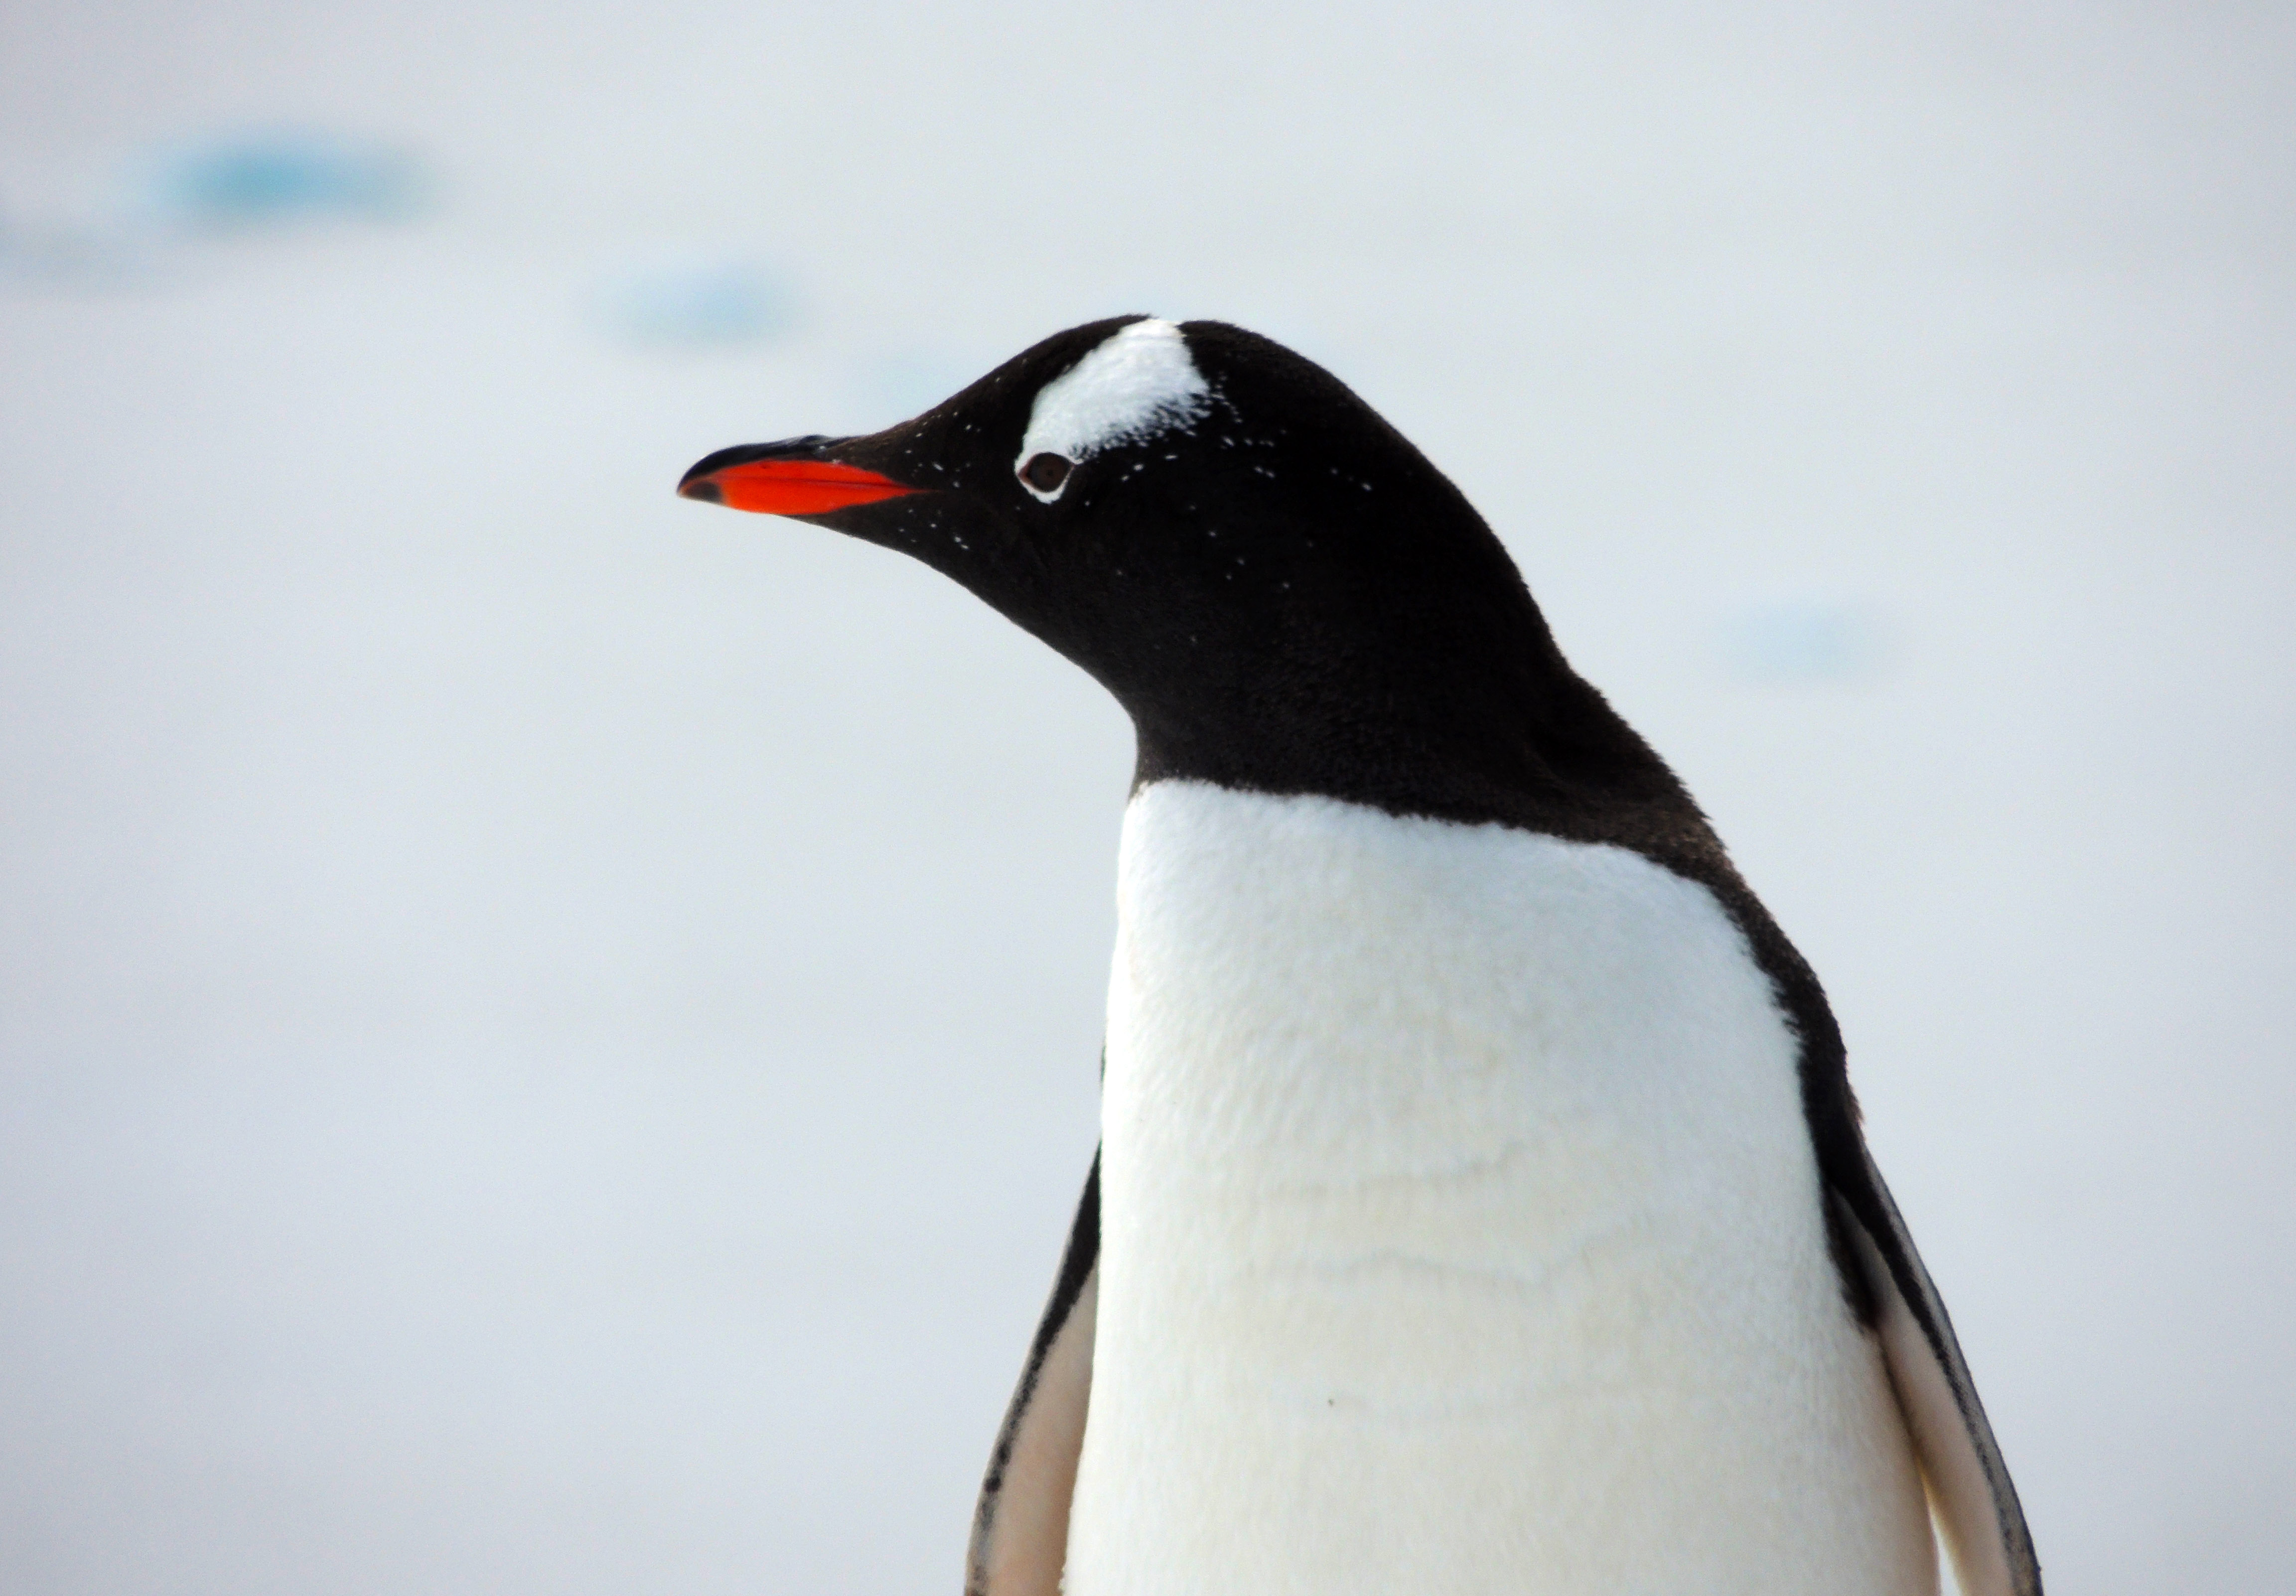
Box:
[1064,782,1936,1596]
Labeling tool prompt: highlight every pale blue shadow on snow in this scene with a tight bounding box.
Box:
[1,129,429,288]
[134,129,430,230]
[1718,596,1893,684]
[595,251,797,348]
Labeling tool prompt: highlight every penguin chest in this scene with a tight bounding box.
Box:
[1066,782,1933,1596]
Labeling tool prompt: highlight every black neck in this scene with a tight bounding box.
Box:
[1120,567,1717,870]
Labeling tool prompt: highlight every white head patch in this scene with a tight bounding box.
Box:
[1015,318,1212,501]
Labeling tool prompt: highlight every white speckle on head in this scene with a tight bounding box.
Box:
[1015,318,1211,502]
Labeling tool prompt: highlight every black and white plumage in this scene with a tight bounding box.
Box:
[679,316,2041,1596]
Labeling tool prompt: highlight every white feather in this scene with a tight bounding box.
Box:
[1065,782,1937,1596]
[1014,319,1210,500]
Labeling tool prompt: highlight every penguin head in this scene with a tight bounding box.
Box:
[680,315,1631,810]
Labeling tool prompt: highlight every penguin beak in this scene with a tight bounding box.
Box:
[678,441,921,516]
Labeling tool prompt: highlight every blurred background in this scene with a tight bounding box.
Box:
[2,3,2290,1592]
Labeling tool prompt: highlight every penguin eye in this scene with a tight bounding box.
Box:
[1019,453,1073,495]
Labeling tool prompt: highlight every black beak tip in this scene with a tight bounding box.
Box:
[678,436,843,505]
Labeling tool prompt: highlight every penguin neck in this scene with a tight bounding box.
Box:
[1121,584,1703,850]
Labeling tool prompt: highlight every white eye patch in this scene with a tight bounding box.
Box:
[1015,318,1212,501]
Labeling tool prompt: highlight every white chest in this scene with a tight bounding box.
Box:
[1065,782,1932,1596]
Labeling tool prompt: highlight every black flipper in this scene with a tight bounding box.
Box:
[967,1151,1100,1596]
[1833,1154,2042,1596]
[1707,870,2040,1596]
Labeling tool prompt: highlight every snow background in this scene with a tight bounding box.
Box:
[2,3,2291,1591]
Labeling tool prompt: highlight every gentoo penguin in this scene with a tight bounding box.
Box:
[678,316,2041,1596]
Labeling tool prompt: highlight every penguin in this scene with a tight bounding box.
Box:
[678,316,2041,1596]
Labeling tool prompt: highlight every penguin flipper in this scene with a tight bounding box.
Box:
[1833,1157,2041,1596]
[967,1151,1100,1596]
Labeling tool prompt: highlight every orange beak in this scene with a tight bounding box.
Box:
[678,456,921,516]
